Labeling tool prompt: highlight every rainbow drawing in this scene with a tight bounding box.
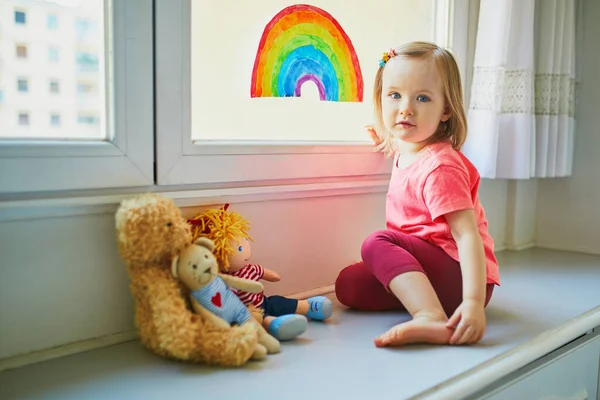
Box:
[251,4,363,102]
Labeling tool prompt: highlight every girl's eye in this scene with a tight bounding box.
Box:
[238,246,243,252]
[417,95,430,102]
[390,92,400,100]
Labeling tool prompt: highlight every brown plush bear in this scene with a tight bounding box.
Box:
[115,193,265,367]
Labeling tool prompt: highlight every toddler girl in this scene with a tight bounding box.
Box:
[335,42,500,347]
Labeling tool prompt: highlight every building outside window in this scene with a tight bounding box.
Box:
[49,80,60,94]
[77,114,99,125]
[48,15,58,30]
[77,82,95,94]
[16,44,27,58]
[15,10,26,25]
[75,18,96,40]
[76,52,99,72]
[17,79,28,93]
[50,113,61,126]
[48,47,60,62]
[18,112,29,126]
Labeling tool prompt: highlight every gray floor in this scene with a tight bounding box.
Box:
[1,248,600,400]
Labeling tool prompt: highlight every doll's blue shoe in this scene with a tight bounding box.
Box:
[306,296,333,321]
[268,314,307,341]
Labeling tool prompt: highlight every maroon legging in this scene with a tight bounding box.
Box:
[335,230,494,317]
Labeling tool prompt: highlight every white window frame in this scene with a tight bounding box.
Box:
[155,0,471,188]
[0,0,154,194]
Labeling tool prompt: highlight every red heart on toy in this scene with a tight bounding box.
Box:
[211,292,222,308]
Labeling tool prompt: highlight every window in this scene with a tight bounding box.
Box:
[50,114,61,126]
[76,52,99,72]
[15,10,26,25]
[48,47,59,62]
[17,79,28,93]
[77,114,99,125]
[1,0,468,197]
[77,82,95,94]
[49,80,60,94]
[48,15,58,30]
[16,44,28,59]
[75,19,97,40]
[18,112,29,126]
[154,0,467,187]
[0,0,153,194]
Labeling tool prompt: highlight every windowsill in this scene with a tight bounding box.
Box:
[0,249,599,399]
[0,177,390,222]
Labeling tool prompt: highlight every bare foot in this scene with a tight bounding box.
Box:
[374,315,454,347]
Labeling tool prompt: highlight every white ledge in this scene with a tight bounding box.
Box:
[417,305,600,399]
[0,179,389,222]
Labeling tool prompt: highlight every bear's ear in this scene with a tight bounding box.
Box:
[171,255,180,278]
[194,237,215,252]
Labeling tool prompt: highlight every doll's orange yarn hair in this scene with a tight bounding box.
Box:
[187,204,252,272]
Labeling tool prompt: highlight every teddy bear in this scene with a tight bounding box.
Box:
[171,237,280,360]
[115,193,266,367]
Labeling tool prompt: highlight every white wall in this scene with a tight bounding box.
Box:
[535,0,600,254]
[0,181,509,363]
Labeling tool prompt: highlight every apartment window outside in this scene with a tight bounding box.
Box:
[16,44,27,59]
[2,4,107,141]
[77,82,95,94]
[18,112,29,126]
[49,80,60,94]
[50,113,61,126]
[48,15,58,30]
[76,52,98,72]
[77,114,99,125]
[17,79,28,93]
[48,47,59,62]
[75,18,97,40]
[14,10,26,25]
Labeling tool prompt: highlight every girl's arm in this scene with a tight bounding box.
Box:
[445,209,486,304]
[262,268,281,282]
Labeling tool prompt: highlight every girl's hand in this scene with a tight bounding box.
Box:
[446,299,486,345]
[365,125,384,146]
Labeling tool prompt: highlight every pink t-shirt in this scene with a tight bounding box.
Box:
[386,141,500,285]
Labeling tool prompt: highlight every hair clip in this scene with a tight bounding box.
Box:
[379,48,396,67]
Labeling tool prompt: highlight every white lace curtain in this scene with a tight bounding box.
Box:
[462,0,578,179]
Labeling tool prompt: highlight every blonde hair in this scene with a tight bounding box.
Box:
[373,41,467,157]
[187,204,252,272]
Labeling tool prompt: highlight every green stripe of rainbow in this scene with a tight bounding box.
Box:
[251,4,363,102]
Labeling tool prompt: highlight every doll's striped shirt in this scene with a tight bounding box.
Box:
[230,264,265,307]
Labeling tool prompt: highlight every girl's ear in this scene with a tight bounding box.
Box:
[441,105,451,122]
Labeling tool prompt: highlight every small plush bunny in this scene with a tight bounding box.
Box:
[171,237,280,360]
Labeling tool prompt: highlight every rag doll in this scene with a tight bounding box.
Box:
[187,204,333,341]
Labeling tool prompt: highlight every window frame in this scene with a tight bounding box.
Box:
[0,0,154,194]
[154,0,470,188]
